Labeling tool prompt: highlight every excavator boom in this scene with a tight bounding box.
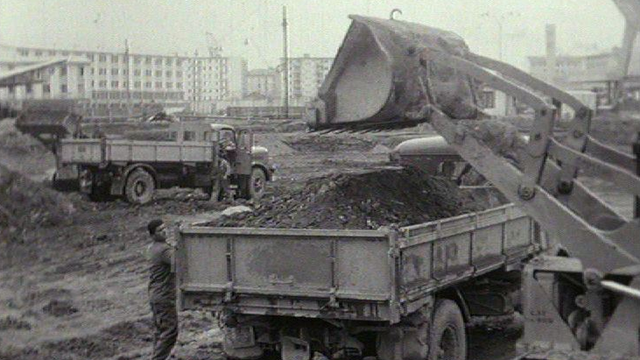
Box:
[307,15,640,357]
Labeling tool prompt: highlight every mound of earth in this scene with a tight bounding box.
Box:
[284,134,377,152]
[214,168,507,229]
[0,119,55,179]
[0,163,76,233]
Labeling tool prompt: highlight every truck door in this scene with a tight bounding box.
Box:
[235,130,253,176]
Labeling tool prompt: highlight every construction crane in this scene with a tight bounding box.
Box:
[306,10,640,359]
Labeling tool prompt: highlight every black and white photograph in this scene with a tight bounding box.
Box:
[0,1,639,359]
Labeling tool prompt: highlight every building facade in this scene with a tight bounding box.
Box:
[246,68,280,101]
[0,44,246,116]
[281,54,333,105]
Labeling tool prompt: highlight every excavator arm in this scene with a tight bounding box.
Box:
[307,14,640,357]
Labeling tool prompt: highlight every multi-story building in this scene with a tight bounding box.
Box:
[246,68,280,100]
[281,54,333,105]
[0,44,247,116]
[187,55,247,113]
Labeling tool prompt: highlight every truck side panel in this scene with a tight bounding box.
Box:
[178,228,395,321]
[397,205,536,303]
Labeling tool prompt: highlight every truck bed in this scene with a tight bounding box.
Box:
[177,204,541,323]
[59,138,214,164]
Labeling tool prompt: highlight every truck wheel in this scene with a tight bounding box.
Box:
[125,169,155,205]
[428,300,466,360]
[248,168,266,201]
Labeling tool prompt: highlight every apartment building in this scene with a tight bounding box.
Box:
[0,44,246,115]
[281,54,333,105]
[246,68,280,100]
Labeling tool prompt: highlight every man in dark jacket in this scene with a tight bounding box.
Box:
[146,219,178,360]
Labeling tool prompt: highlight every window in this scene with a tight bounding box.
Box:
[61,84,68,93]
[134,81,141,88]
[166,82,173,88]
[123,69,128,75]
[35,50,42,56]
[134,57,141,64]
[26,84,33,93]
[134,69,141,76]
[155,58,162,65]
[99,68,107,75]
[479,90,496,109]
[155,70,162,77]
[48,50,56,56]
[183,131,195,141]
[62,51,69,56]
[43,84,51,93]
[111,68,119,75]
[78,84,84,92]
[49,67,56,75]
[145,57,152,65]
[79,67,85,76]
[166,58,173,66]
[155,81,162,88]
[111,81,119,88]
[60,67,67,76]
[90,68,95,75]
[176,82,183,88]
[99,54,107,62]
[145,70,152,76]
[176,71,182,77]
[176,59,182,66]
[99,80,107,88]
[145,81,152,88]
[18,48,29,56]
[87,53,95,60]
[112,55,119,63]
[166,70,172,77]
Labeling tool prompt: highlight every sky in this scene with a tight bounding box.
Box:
[0,0,627,70]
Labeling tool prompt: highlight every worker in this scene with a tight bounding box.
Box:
[146,219,178,360]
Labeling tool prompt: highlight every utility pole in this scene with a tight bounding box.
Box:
[282,5,289,119]
[125,39,132,119]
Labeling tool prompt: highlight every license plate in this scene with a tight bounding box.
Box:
[225,326,255,348]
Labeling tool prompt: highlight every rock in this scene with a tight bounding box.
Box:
[221,205,253,217]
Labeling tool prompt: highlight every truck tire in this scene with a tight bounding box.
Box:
[428,299,466,360]
[248,167,266,201]
[124,169,155,205]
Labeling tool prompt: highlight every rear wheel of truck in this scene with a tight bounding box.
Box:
[124,169,155,204]
[428,299,466,360]
[248,167,266,201]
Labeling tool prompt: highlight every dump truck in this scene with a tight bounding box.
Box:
[304,11,640,360]
[178,204,545,360]
[176,17,550,360]
[57,122,273,204]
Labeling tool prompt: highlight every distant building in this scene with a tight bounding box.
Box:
[528,50,622,107]
[0,44,248,116]
[281,54,333,105]
[477,85,517,117]
[246,68,280,101]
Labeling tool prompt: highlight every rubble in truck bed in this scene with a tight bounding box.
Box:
[212,168,508,230]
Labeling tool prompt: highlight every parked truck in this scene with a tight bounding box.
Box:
[177,204,545,360]
[57,121,273,204]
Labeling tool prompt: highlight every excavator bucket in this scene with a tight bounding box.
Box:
[307,15,483,132]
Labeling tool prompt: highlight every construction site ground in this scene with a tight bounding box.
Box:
[0,114,636,360]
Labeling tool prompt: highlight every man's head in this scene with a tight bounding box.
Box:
[147,219,167,241]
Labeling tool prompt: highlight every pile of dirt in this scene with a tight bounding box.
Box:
[284,134,377,153]
[214,168,506,229]
[0,163,76,233]
[0,119,55,179]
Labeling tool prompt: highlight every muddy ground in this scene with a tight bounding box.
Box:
[0,115,636,360]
